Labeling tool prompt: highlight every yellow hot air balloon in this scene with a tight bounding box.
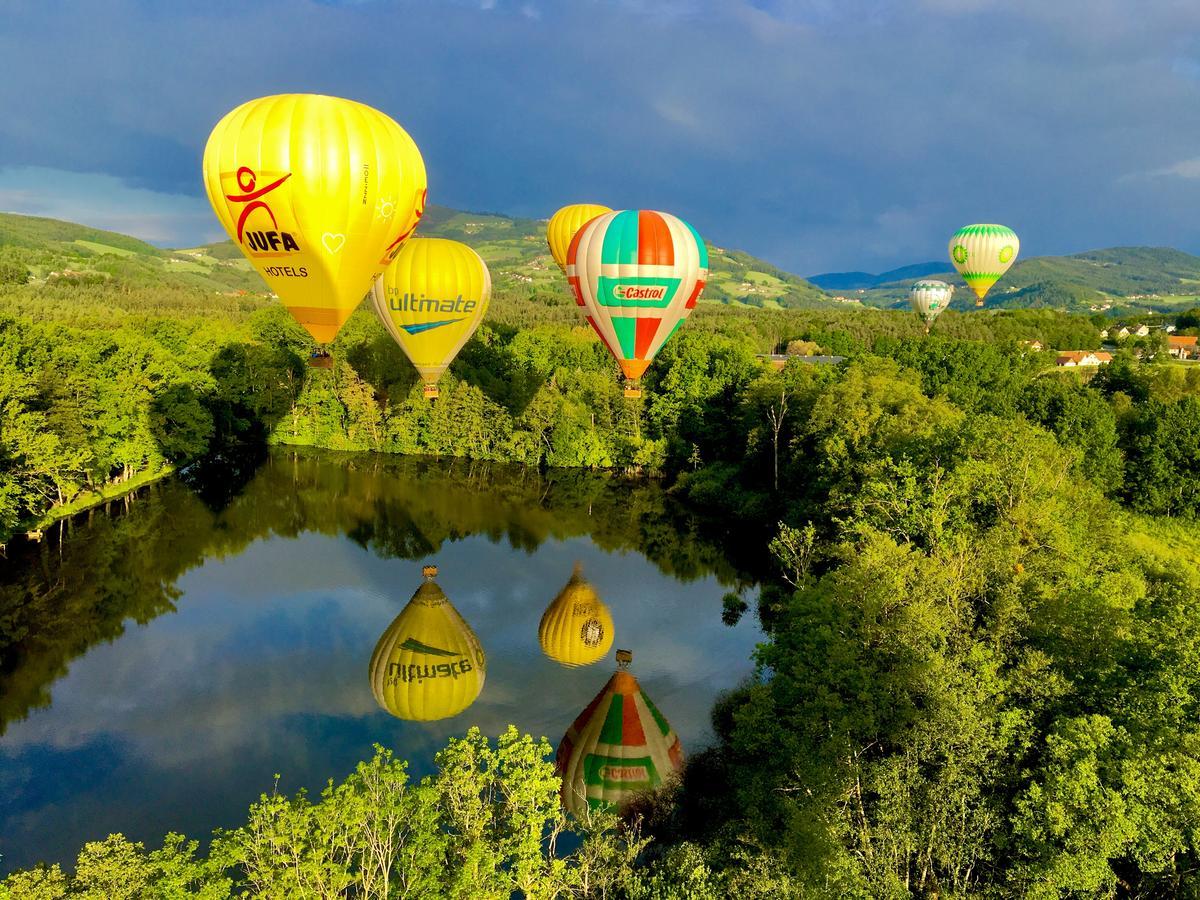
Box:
[556,650,683,818]
[203,94,428,347]
[370,238,490,399]
[948,224,1019,307]
[547,203,612,272]
[369,565,485,721]
[538,563,614,667]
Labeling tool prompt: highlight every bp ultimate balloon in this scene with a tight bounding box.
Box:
[566,210,708,397]
[369,565,485,721]
[948,224,1019,307]
[538,563,614,668]
[547,203,612,272]
[910,279,953,333]
[371,238,491,398]
[203,94,428,345]
[556,650,683,817]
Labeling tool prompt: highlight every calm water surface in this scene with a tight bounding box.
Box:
[0,449,764,871]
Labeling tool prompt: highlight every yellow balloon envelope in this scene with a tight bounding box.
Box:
[556,651,683,818]
[547,203,612,272]
[203,94,428,344]
[538,563,614,667]
[371,238,491,398]
[369,566,485,721]
[948,224,1019,307]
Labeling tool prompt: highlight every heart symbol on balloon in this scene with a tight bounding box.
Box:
[322,233,346,254]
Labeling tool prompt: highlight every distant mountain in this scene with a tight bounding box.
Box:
[848,247,1200,315]
[809,261,946,291]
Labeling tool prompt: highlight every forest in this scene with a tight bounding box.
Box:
[4,265,1200,896]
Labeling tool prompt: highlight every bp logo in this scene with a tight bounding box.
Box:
[579,619,604,647]
[999,245,1014,264]
[952,244,968,265]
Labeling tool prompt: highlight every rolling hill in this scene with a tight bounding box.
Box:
[3,208,1200,318]
[833,246,1200,315]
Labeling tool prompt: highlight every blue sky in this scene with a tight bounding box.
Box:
[1,0,1199,274]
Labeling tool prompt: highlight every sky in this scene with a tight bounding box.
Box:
[2,0,1200,275]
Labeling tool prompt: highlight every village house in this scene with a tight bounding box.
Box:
[1167,335,1199,360]
[1056,350,1114,368]
[1020,340,1044,351]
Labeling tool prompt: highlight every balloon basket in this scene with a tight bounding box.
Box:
[623,387,642,399]
[423,384,440,400]
[308,353,333,369]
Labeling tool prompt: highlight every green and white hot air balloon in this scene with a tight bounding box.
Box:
[910,280,953,333]
[948,224,1019,306]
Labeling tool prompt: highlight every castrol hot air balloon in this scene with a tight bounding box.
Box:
[910,280,953,333]
[948,224,1019,307]
[538,563,614,668]
[547,203,612,272]
[556,650,683,818]
[371,238,491,399]
[567,210,708,397]
[203,94,427,352]
[369,565,485,721]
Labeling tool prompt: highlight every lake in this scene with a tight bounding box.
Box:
[0,448,765,872]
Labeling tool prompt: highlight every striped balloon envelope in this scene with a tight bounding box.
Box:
[565,210,708,397]
[909,280,953,333]
[555,651,683,817]
[948,223,1019,307]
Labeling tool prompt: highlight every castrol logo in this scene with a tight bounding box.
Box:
[614,284,666,301]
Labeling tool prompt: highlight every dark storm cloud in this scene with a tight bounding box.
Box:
[1,0,1199,271]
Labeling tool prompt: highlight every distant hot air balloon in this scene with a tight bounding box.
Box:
[948,224,1019,307]
[369,565,485,721]
[547,204,612,272]
[538,563,614,668]
[910,280,953,333]
[567,210,708,397]
[556,650,683,818]
[203,94,428,353]
[371,238,491,399]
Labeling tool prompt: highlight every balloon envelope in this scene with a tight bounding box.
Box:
[369,569,485,721]
[547,203,612,272]
[566,209,708,385]
[371,238,491,396]
[555,659,683,817]
[948,224,1019,305]
[538,563,614,668]
[203,94,428,344]
[910,279,953,328]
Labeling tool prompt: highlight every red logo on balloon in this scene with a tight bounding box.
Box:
[224,167,298,254]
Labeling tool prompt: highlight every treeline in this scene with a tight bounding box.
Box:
[3,275,1199,541]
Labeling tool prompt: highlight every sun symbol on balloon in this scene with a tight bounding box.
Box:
[999,245,1014,264]
[952,244,968,265]
[580,619,604,647]
[376,197,395,220]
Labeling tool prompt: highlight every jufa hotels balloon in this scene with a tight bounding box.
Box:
[371,238,491,398]
[556,650,683,818]
[566,210,708,397]
[538,563,614,668]
[203,94,428,347]
[909,280,953,333]
[546,203,612,272]
[948,224,1019,307]
[369,565,486,721]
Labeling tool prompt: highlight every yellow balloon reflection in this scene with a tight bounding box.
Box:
[555,650,683,818]
[369,565,485,721]
[538,562,614,668]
